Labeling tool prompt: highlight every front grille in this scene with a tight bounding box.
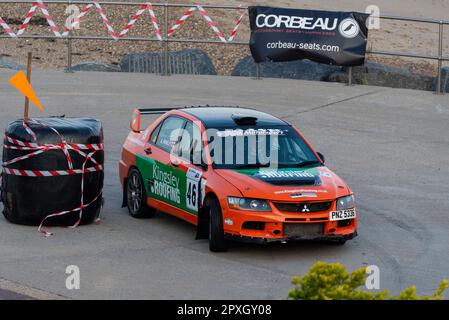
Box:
[285,218,307,222]
[283,223,324,239]
[242,221,266,231]
[273,201,332,213]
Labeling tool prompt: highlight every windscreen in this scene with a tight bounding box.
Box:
[205,126,320,169]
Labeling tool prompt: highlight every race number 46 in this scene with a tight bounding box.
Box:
[186,168,203,212]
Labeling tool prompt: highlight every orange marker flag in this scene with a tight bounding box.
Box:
[8,70,43,111]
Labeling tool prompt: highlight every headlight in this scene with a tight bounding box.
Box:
[336,195,355,210]
[228,197,272,212]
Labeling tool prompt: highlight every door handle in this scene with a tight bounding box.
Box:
[144,147,152,155]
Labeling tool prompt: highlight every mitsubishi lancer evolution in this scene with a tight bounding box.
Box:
[119,106,357,252]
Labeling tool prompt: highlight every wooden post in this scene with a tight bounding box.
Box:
[24,52,32,121]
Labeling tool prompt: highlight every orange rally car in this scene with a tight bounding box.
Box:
[119,106,357,252]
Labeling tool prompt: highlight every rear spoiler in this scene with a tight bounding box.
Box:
[130,107,182,132]
[137,108,183,115]
[130,106,241,132]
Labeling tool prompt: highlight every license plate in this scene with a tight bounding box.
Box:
[329,208,356,221]
[283,223,324,238]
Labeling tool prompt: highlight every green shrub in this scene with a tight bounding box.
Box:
[288,262,448,300]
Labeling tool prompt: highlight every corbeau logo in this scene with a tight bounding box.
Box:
[256,14,339,31]
[338,18,360,38]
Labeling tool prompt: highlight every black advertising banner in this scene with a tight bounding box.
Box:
[249,6,369,66]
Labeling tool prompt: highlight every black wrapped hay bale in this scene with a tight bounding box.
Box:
[1,117,104,226]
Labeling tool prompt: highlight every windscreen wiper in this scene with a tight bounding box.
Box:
[234,163,271,169]
[293,160,322,167]
[278,160,322,168]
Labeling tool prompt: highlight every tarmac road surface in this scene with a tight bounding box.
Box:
[0,289,33,300]
[0,70,448,299]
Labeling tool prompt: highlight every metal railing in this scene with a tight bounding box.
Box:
[0,1,448,93]
[360,14,448,94]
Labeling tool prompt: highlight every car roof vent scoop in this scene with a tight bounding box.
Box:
[231,114,258,125]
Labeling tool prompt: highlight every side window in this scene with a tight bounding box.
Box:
[149,122,162,144]
[155,116,186,152]
[178,121,205,167]
[177,121,193,160]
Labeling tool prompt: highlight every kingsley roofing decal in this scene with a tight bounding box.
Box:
[151,163,181,204]
[136,155,203,215]
[136,156,183,207]
[249,6,369,66]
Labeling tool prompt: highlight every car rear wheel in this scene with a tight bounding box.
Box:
[126,168,156,219]
[208,197,228,252]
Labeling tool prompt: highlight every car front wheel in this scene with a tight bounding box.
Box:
[208,197,228,252]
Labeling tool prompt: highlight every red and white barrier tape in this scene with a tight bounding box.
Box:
[168,5,237,43]
[4,136,103,151]
[91,0,119,39]
[22,120,37,141]
[37,150,101,237]
[167,6,196,38]
[17,0,61,37]
[0,1,244,42]
[0,120,104,236]
[2,165,103,177]
[117,3,162,40]
[0,17,17,38]
[197,6,226,43]
[63,1,162,40]
[228,6,245,42]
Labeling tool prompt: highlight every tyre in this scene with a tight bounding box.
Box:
[208,197,228,252]
[126,168,156,219]
[2,184,102,226]
[2,189,21,224]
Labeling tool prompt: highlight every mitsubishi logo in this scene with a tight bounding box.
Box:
[301,204,310,213]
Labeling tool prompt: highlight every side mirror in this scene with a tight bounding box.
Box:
[170,159,181,167]
[317,152,325,164]
[130,108,141,133]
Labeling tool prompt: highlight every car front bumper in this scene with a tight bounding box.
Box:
[221,205,358,243]
[224,231,358,244]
